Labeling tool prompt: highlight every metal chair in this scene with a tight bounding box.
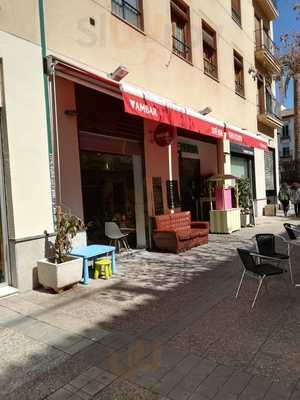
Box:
[255,234,293,284]
[236,248,287,309]
[105,222,129,252]
[284,223,300,241]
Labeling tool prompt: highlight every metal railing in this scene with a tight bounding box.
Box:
[232,6,241,26]
[235,80,245,97]
[265,91,281,118]
[112,0,142,28]
[255,29,279,59]
[204,58,218,79]
[271,0,278,10]
[172,36,191,61]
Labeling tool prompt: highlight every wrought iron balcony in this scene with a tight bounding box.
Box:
[255,29,281,74]
[204,58,218,80]
[172,36,192,62]
[258,90,283,129]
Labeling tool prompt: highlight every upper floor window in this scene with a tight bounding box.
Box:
[112,0,143,30]
[171,0,192,62]
[202,21,218,80]
[282,124,290,138]
[234,50,245,97]
[231,0,241,26]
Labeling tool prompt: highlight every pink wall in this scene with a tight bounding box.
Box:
[144,120,179,217]
[55,77,84,219]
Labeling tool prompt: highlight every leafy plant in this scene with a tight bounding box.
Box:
[54,210,85,264]
[237,178,251,213]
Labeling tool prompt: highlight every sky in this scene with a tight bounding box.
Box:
[274,0,299,109]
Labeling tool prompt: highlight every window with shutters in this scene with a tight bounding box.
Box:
[112,0,143,30]
[202,21,218,80]
[231,0,241,26]
[234,50,245,97]
[171,0,192,62]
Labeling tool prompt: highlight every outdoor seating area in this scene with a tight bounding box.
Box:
[235,223,300,309]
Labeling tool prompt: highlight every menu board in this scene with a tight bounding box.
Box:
[152,177,164,215]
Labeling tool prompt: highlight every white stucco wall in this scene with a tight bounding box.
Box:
[254,148,267,216]
[0,30,54,239]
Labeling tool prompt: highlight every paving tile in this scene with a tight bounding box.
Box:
[290,389,300,400]
[69,375,88,390]
[239,376,272,400]
[47,388,73,400]
[218,371,252,396]
[92,378,158,399]
[194,365,235,399]
[264,381,295,400]
[64,338,93,355]
[81,380,105,396]
[152,354,201,395]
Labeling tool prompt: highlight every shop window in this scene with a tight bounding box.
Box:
[171,0,192,62]
[234,50,245,97]
[231,0,241,26]
[112,0,143,30]
[202,21,218,80]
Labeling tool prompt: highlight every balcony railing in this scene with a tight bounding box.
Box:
[172,36,191,62]
[232,6,241,26]
[204,58,218,79]
[255,29,279,59]
[235,80,245,97]
[259,90,281,119]
[112,0,142,29]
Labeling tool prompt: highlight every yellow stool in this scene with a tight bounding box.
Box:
[94,258,112,280]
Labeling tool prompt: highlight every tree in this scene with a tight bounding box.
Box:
[280,3,300,180]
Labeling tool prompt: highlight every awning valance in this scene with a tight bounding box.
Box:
[47,57,268,152]
[120,83,268,151]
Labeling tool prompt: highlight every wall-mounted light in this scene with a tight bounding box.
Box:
[64,109,78,117]
[199,107,212,116]
[108,66,129,81]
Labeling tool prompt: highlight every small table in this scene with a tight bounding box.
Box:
[71,245,116,285]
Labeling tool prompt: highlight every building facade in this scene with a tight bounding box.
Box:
[0,0,281,291]
[278,108,295,182]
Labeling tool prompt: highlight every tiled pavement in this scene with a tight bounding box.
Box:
[1,215,300,399]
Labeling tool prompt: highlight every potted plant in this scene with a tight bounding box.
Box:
[37,208,86,292]
[237,178,251,227]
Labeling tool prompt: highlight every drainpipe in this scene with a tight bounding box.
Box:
[38,0,56,225]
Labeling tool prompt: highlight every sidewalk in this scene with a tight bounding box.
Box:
[1,215,300,399]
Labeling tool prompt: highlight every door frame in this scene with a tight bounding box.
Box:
[0,109,11,287]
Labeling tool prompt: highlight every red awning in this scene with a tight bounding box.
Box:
[47,57,268,151]
[120,83,268,151]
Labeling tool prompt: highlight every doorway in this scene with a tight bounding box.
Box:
[80,151,146,248]
[179,158,201,220]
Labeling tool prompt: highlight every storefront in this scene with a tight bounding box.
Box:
[49,57,269,250]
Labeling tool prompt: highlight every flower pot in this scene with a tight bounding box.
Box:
[240,213,250,228]
[37,256,83,292]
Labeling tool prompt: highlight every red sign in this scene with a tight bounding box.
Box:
[225,128,269,152]
[122,91,268,151]
[154,124,175,146]
[122,92,224,140]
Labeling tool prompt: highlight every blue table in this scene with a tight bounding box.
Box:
[71,245,116,285]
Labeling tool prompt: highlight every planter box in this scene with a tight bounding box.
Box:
[210,208,241,234]
[37,256,83,292]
